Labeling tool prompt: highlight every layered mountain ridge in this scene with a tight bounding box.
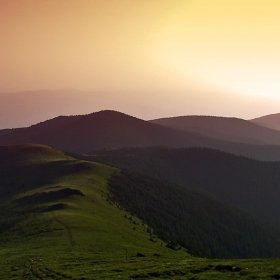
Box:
[150,115,280,145]
[2,110,280,160]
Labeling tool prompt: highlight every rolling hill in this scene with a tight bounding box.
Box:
[0,110,219,154]
[250,113,280,131]
[0,89,145,129]
[0,144,187,279]
[150,115,280,145]
[2,143,280,279]
[1,144,280,279]
[3,110,280,161]
[88,146,280,229]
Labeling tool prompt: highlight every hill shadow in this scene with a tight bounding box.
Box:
[0,160,90,202]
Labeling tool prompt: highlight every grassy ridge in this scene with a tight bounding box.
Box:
[0,144,280,279]
[0,144,186,279]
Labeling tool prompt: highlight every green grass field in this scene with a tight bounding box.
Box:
[0,144,279,279]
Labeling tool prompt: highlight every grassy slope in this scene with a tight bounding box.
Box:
[0,144,187,279]
[0,144,280,279]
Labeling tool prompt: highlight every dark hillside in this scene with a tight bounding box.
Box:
[108,170,280,258]
[1,144,280,261]
[0,144,81,204]
[88,147,280,228]
[0,111,220,154]
[3,110,280,160]
[150,115,280,145]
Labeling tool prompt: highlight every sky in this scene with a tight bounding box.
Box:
[1,0,280,125]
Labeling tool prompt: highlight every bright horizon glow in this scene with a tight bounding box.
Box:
[156,0,280,100]
[0,0,280,124]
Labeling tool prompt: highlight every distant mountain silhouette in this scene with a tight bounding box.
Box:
[250,113,280,131]
[0,110,222,154]
[1,89,195,130]
[3,110,280,159]
[150,115,280,145]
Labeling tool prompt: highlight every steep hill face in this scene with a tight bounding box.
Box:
[150,115,280,145]
[250,113,280,131]
[89,147,280,229]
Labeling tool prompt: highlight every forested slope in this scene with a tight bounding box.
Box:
[88,147,280,228]
[108,170,280,258]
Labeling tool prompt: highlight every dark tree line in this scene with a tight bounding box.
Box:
[107,169,280,259]
[89,147,280,228]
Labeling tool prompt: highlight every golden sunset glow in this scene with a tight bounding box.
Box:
[157,0,280,99]
[1,0,280,121]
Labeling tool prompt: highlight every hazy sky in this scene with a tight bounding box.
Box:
[1,0,280,121]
